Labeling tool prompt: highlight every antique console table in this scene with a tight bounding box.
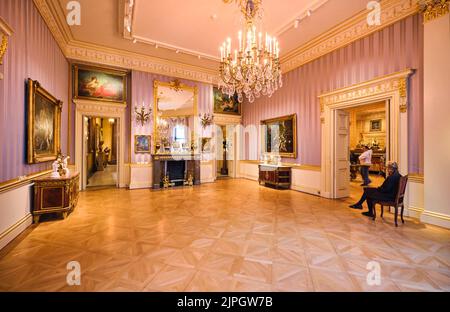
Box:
[32,172,79,223]
[152,154,201,189]
[258,164,292,190]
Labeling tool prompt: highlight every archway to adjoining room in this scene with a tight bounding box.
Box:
[83,116,118,189]
[213,114,242,180]
[341,101,390,202]
[319,69,414,200]
[74,99,127,191]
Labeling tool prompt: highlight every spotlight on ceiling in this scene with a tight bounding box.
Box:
[307,9,312,17]
[294,19,300,29]
[132,38,137,44]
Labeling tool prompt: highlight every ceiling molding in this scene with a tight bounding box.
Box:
[34,0,419,84]
[33,0,219,84]
[281,0,420,73]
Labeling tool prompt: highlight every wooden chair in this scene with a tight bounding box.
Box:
[372,175,408,227]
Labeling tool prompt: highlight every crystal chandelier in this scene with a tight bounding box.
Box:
[219,0,282,103]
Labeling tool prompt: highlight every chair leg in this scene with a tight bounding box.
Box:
[401,204,405,224]
[373,204,376,221]
[394,207,398,227]
[381,205,384,218]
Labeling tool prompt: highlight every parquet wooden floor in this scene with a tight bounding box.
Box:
[0,179,449,292]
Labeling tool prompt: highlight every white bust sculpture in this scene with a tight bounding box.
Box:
[63,156,70,176]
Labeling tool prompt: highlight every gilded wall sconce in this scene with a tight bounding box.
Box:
[199,113,214,129]
[135,103,152,127]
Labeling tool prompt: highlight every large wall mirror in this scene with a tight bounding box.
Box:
[153,80,198,154]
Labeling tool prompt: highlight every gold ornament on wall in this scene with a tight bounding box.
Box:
[419,0,450,23]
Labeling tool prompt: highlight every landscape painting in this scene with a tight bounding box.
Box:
[74,65,127,104]
[135,135,151,154]
[261,114,297,159]
[27,79,62,164]
[213,87,241,115]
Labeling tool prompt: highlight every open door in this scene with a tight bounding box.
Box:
[334,110,350,198]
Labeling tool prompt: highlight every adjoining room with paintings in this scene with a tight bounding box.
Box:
[0,0,449,294]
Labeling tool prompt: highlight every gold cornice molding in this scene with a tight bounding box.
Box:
[281,0,419,73]
[65,41,219,84]
[214,113,243,125]
[319,69,415,113]
[34,0,419,82]
[419,0,450,22]
[32,0,220,84]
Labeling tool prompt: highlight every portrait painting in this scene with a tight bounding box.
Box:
[27,79,62,164]
[201,138,212,153]
[74,65,127,104]
[213,87,241,115]
[370,119,382,132]
[261,114,297,158]
[135,135,151,154]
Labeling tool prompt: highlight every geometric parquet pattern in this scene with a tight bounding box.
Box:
[0,179,449,292]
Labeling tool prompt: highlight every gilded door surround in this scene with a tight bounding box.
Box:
[319,69,415,199]
[74,99,127,190]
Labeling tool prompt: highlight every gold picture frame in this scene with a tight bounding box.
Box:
[27,78,62,164]
[261,114,297,159]
[134,135,152,154]
[73,64,127,104]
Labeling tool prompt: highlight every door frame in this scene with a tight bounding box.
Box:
[74,99,126,190]
[319,69,414,199]
[82,115,119,189]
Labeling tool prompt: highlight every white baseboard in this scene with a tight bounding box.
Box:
[291,184,321,196]
[129,182,152,189]
[420,210,450,229]
[240,174,258,181]
[0,214,32,250]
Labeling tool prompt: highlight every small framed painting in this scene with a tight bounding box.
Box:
[73,64,127,104]
[370,119,382,132]
[213,87,241,115]
[27,79,62,164]
[135,135,151,154]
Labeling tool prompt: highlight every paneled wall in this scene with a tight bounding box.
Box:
[130,71,213,163]
[0,0,69,183]
[242,14,424,174]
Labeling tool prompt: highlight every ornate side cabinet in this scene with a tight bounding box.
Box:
[258,164,292,190]
[33,172,79,223]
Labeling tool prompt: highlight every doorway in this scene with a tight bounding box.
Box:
[344,102,389,201]
[215,124,238,179]
[83,116,118,189]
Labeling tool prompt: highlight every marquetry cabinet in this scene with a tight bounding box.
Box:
[258,164,292,189]
[33,172,79,223]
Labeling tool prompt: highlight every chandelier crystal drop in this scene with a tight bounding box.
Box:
[219,0,282,103]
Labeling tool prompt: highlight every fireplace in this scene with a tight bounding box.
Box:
[152,154,201,189]
[167,161,186,184]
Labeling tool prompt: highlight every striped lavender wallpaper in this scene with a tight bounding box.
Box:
[130,70,213,163]
[242,14,424,174]
[0,0,69,183]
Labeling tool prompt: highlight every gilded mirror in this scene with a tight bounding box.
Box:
[153,80,198,154]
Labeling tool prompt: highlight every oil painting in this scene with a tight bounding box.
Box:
[213,87,241,115]
[261,114,297,158]
[74,65,127,104]
[135,135,151,154]
[27,79,62,164]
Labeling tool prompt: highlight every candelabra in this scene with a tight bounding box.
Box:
[135,103,152,127]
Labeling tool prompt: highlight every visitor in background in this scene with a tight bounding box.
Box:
[359,145,373,186]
